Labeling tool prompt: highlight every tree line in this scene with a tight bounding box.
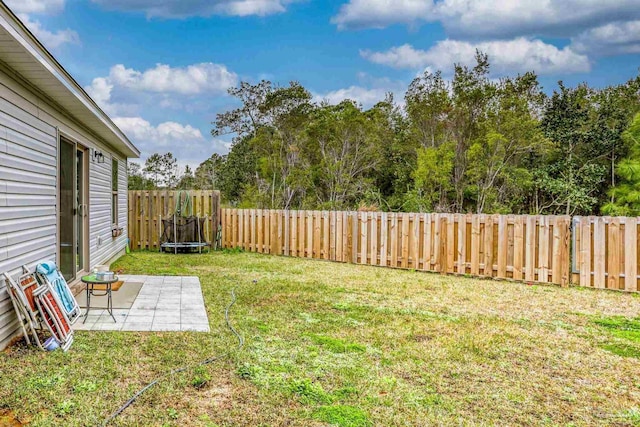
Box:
[128,53,640,215]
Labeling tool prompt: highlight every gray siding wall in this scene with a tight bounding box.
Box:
[0,91,57,347]
[89,152,128,269]
[0,65,129,350]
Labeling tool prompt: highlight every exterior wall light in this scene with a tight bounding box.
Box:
[93,149,105,163]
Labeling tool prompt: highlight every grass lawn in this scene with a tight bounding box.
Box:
[3,251,640,426]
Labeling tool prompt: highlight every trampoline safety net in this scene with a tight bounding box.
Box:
[160,216,209,253]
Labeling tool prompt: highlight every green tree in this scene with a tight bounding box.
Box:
[208,61,640,214]
[466,73,546,213]
[538,83,606,215]
[176,165,196,189]
[143,153,178,189]
[449,52,495,212]
[213,80,272,138]
[127,162,153,190]
[217,137,257,204]
[305,100,382,209]
[412,142,455,212]
[253,82,314,208]
[194,154,224,190]
[602,114,640,215]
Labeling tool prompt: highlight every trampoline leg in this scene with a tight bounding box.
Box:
[198,218,202,254]
[174,214,178,255]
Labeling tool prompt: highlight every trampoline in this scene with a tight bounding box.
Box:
[159,191,212,254]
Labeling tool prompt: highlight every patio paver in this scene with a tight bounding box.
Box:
[73,275,209,332]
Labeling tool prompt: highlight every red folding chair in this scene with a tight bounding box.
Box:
[3,267,74,351]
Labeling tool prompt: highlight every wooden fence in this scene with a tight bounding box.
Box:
[128,190,221,251]
[221,210,572,287]
[125,203,640,292]
[572,216,640,292]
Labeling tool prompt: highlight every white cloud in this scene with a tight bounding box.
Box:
[312,74,406,109]
[114,117,231,165]
[5,0,65,15]
[85,77,113,107]
[18,14,79,49]
[571,20,640,56]
[332,0,433,30]
[6,1,79,50]
[362,44,430,69]
[90,0,298,18]
[313,86,390,108]
[113,117,204,147]
[332,0,640,38]
[362,38,591,75]
[217,0,288,16]
[85,62,238,117]
[86,61,240,163]
[107,63,238,95]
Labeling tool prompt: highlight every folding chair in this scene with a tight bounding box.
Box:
[35,261,81,325]
[2,267,74,351]
[3,268,43,350]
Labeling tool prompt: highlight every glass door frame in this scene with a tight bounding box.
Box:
[77,143,89,277]
[57,133,89,282]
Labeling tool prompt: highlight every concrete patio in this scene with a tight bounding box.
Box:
[73,275,210,332]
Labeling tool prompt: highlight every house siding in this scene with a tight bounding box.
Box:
[89,151,128,269]
[0,64,129,350]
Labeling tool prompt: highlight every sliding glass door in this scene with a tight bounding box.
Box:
[59,138,88,281]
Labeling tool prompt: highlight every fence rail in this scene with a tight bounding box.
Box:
[128,190,221,251]
[221,209,574,287]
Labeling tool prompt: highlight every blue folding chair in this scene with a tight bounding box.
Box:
[35,261,81,325]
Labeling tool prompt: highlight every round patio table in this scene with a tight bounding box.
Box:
[81,274,118,323]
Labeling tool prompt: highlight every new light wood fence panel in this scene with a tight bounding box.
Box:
[572,216,639,292]
[221,210,571,287]
[128,190,221,251]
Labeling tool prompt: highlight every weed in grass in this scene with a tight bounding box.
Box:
[600,343,640,359]
[310,335,366,353]
[345,318,364,327]
[236,363,264,381]
[406,391,449,409]
[73,380,98,393]
[221,247,244,254]
[593,316,640,359]
[289,378,332,404]
[199,414,221,427]
[379,376,397,391]
[312,405,371,427]
[619,408,640,425]
[333,386,359,400]
[26,372,65,390]
[595,316,640,341]
[167,408,179,420]
[450,332,502,360]
[54,400,75,416]
[332,302,353,311]
[246,317,270,332]
[191,366,211,389]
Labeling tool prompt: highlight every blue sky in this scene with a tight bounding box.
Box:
[6,0,640,169]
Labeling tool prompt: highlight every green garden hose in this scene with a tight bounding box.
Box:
[174,190,193,217]
[103,285,244,425]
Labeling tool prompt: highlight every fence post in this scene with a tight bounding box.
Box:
[360,212,368,265]
[625,217,637,292]
[457,213,466,275]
